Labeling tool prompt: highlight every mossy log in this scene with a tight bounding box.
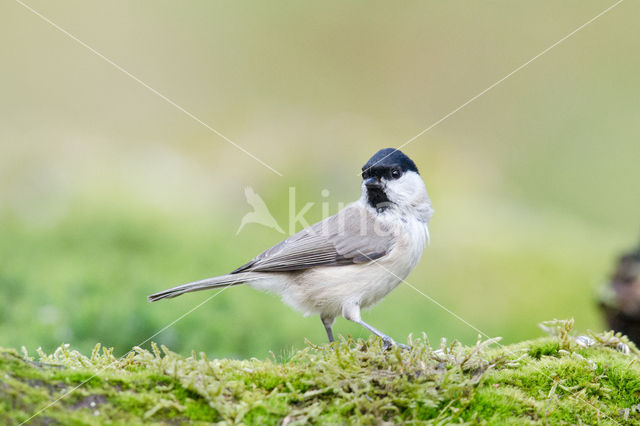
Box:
[2,320,640,425]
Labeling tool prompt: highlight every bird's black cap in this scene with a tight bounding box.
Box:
[362,148,419,175]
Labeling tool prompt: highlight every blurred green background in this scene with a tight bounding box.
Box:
[1,1,639,359]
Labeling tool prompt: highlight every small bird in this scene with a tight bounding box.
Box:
[148,148,434,349]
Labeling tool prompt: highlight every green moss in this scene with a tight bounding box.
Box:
[467,386,537,423]
[528,340,560,359]
[2,325,640,424]
[182,399,220,422]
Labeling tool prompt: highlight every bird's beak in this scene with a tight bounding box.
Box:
[364,177,383,189]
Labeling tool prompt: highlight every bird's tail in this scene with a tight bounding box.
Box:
[147,272,260,302]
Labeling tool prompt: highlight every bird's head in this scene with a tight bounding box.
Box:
[360,148,432,221]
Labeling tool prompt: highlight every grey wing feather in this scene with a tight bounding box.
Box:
[231,203,393,273]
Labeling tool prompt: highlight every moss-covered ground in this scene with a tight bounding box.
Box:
[2,320,640,425]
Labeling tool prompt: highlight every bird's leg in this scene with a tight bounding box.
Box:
[342,300,409,350]
[321,315,335,343]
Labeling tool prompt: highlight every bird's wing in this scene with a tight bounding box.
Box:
[231,203,394,273]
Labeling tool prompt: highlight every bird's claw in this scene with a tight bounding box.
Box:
[382,338,410,351]
[396,342,410,350]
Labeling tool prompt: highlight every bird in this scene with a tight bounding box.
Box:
[148,148,434,349]
[236,186,285,235]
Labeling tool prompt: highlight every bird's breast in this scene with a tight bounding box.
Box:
[384,219,427,273]
[356,217,428,307]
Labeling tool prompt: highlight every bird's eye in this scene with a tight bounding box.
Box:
[391,169,401,179]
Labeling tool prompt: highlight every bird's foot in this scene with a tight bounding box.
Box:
[382,338,393,350]
[382,337,410,351]
[396,342,410,350]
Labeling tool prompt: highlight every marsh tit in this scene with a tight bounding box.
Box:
[148,148,434,349]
